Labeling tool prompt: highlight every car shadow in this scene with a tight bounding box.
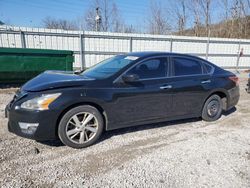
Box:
[38,117,202,148]
[98,117,202,143]
[38,107,237,148]
[222,107,237,116]
[37,139,64,147]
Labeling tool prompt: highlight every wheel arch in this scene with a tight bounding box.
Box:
[203,89,229,111]
[55,101,108,138]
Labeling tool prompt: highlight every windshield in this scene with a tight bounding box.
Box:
[81,55,139,79]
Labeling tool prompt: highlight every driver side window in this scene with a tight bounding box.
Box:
[126,58,167,79]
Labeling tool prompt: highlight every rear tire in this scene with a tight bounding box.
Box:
[58,105,104,149]
[202,94,223,122]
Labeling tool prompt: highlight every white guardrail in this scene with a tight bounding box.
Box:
[0,25,250,70]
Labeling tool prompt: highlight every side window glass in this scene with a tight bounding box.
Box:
[127,58,167,79]
[203,62,213,74]
[173,57,202,76]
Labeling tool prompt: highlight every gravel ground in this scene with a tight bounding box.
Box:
[0,73,250,188]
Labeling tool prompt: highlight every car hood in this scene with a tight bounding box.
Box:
[21,71,94,92]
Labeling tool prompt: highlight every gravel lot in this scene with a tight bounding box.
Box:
[0,72,250,188]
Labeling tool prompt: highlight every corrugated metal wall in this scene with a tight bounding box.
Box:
[1,25,250,69]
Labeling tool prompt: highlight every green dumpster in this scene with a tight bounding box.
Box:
[0,47,74,83]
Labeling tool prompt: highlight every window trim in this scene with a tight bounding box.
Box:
[171,56,204,77]
[169,55,214,78]
[113,56,170,83]
[202,61,215,75]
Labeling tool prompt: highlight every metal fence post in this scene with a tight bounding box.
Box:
[236,40,241,72]
[169,38,173,52]
[20,31,26,48]
[79,33,85,70]
[206,30,210,60]
[129,37,133,52]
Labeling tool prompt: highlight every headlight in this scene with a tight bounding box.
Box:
[20,93,61,111]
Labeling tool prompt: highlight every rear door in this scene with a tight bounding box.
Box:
[169,56,211,117]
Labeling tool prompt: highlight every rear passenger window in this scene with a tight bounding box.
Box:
[173,57,202,76]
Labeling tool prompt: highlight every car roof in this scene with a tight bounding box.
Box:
[125,51,201,59]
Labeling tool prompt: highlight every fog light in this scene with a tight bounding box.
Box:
[18,122,39,134]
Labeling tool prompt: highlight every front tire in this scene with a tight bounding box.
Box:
[58,105,104,149]
[202,94,223,122]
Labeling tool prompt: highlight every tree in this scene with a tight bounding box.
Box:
[219,0,230,37]
[83,0,125,32]
[147,1,171,35]
[170,0,187,35]
[124,25,137,33]
[199,0,212,36]
[111,3,125,32]
[230,0,244,38]
[188,0,202,36]
[0,20,4,25]
[239,0,250,38]
[221,0,230,20]
[42,17,78,30]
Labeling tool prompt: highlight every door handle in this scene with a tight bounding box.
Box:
[160,85,172,89]
[201,80,211,84]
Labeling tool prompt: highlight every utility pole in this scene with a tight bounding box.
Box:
[95,7,101,32]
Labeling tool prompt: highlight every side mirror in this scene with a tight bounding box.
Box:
[122,74,139,83]
[74,70,83,75]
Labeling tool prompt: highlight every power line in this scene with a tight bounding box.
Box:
[53,0,91,7]
[47,0,148,15]
[1,0,152,27]
[2,0,84,14]
[3,0,147,16]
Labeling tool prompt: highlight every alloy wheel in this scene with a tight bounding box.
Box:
[66,112,98,144]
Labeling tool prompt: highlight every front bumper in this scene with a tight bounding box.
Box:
[6,103,59,141]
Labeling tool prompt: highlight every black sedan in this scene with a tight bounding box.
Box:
[6,52,240,148]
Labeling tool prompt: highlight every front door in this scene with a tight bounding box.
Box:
[108,57,173,129]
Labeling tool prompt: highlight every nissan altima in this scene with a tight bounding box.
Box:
[5,52,240,148]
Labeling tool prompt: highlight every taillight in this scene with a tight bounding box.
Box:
[229,76,239,85]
